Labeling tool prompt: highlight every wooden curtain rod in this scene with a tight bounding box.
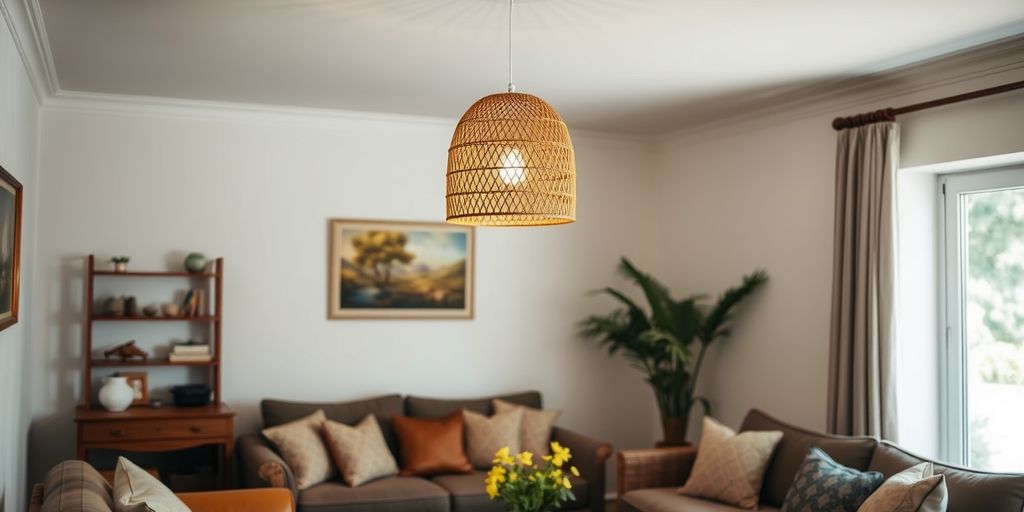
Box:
[831,79,1024,130]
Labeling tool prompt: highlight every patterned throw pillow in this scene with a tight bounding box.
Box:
[463,407,524,468]
[322,415,399,487]
[858,462,948,512]
[678,416,783,510]
[781,447,883,512]
[493,399,562,456]
[113,457,190,512]
[262,409,335,490]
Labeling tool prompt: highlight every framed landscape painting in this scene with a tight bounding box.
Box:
[328,219,474,319]
[0,165,21,332]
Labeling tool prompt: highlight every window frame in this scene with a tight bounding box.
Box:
[939,166,1024,466]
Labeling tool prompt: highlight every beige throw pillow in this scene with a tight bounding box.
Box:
[262,409,335,490]
[493,399,561,456]
[858,463,948,512]
[112,457,190,512]
[678,416,783,510]
[322,415,399,487]
[464,407,524,468]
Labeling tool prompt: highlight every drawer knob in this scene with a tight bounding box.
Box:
[110,428,125,438]
[190,426,202,433]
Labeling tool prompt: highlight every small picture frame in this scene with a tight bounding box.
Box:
[119,372,148,406]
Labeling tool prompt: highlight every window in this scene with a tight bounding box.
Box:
[941,167,1024,472]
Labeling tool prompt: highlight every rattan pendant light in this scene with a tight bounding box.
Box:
[446,0,576,226]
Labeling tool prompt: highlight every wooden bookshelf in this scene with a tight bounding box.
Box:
[77,254,232,489]
[81,254,225,407]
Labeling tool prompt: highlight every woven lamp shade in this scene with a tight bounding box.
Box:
[447,92,576,226]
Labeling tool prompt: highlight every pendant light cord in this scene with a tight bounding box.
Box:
[508,0,516,93]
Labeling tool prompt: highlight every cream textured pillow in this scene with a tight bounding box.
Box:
[464,407,524,468]
[322,415,399,487]
[113,457,190,512]
[858,463,948,512]
[262,409,335,490]
[493,399,561,456]
[678,416,783,510]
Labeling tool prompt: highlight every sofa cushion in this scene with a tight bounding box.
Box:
[868,441,1024,512]
[859,462,947,512]
[323,415,399,487]
[263,409,335,490]
[261,394,404,457]
[463,407,523,469]
[112,456,190,512]
[621,488,780,512]
[680,416,782,510]
[393,412,473,476]
[739,408,877,507]
[493,398,562,457]
[405,391,541,418]
[298,477,449,512]
[41,460,114,512]
[431,471,590,511]
[780,447,882,512]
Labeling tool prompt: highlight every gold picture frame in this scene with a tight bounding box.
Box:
[0,165,22,332]
[328,219,474,319]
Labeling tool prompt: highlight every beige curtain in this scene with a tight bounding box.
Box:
[827,122,900,440]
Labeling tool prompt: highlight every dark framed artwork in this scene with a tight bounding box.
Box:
[328,219,474,319]
[0,165,21,332]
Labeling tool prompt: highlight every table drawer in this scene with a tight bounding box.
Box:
[81,418,229,443]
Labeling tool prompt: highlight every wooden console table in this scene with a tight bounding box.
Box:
[75,404,235,488]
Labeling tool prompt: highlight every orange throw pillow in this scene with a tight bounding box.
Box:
[392,411,473,476]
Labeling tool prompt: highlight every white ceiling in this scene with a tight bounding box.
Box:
[37,0,1024,134]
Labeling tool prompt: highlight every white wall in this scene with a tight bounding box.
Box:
[652,69,1024,447]
[27,104,661,487]
[0,13,40,512]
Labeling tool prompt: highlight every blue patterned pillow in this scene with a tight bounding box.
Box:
[781,447,883,512]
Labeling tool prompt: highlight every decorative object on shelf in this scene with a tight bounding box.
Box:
[172,384,212,407]
[119,371,148,406]
[98,376,134,412]
[169,340,212,363]
[161,303,180,317]
[184,252,208,273]
[0,165,22,333]
[110,256,130,273]
[578,257,768,445]
[179,288,206,317]
[103,340,149,362]
[103,296,126,316]
[148,398,164,408]
[446,0,574,227]
[142,304,159,317]
[124,296,139,316]
[328,219,474,319]
[485,444,577,512]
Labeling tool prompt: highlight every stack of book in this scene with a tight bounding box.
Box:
[169,342,212,363]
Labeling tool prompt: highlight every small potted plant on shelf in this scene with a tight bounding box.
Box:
[485,444,578,512]
[110,256,130,273]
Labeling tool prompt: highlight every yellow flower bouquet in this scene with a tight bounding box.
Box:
[485,442,578,512]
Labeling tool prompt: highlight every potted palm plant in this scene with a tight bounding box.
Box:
[578,257,767,445]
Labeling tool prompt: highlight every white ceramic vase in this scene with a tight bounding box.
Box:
[99,376,134,412]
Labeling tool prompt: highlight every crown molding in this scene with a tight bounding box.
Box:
[1,0,59,102]
[655,33,1024,146]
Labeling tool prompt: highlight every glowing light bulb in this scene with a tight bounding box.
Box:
[498,148,527,186]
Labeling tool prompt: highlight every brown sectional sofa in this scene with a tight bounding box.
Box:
[238,391,612,512]
[617,409,1024,512]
